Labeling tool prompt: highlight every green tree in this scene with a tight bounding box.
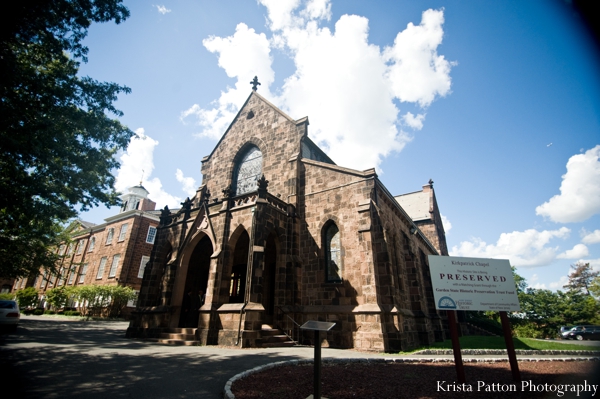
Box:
[15,287,39,309]
[0,1,133,279]
[563,262,599,295]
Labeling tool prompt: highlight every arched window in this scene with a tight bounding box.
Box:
[324,223,342,282]
[233,145,263,196]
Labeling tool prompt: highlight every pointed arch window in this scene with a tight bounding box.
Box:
[233,146,263,196]
[324,223,342,282]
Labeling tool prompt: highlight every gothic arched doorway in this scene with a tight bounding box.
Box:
[179,235,212,328]
[229,230,249,303]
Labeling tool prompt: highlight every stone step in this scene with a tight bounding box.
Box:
[159,332,197,340]
[163,328,197,335]
[145,338,200,346]
[261,334,291,343]
[261,340,296,348]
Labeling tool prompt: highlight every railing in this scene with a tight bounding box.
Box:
[275,306,302,344]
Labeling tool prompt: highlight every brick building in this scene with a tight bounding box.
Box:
[128,88,449,352]
[13,185,160,313]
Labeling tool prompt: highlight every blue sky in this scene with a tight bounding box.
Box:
[79,0,600,291]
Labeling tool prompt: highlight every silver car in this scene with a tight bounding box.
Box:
[0,300,20,332]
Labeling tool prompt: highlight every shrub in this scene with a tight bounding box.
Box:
[0,292,15,300]
[33,309,44,315]
[44,310,56,315]
[63,310,81,316]
[15,287,39,309]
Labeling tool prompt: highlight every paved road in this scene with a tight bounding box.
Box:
[0,316,376,398]
[1,316,599,398]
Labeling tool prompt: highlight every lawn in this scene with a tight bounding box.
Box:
[408,335,599,352]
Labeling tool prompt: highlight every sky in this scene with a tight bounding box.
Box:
[78,0,600,292]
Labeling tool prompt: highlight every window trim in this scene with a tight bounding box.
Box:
[324,222,343,283]
[146,226,157,244]
[79,263,88,284]
[118,223,128,242]
[138,255,150,278]
[105,228,114,245]
[108,254,121,278]
[96,257,107,279]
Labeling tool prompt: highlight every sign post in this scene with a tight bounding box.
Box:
[300,321,336,399]
[428,256,521,382]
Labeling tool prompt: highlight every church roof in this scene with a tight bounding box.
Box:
[394,191,430,222]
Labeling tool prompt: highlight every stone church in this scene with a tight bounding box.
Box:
[127,84,449,352]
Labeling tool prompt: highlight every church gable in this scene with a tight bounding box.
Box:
[200,91,307,199]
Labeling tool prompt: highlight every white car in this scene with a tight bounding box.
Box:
[0,300,20,331]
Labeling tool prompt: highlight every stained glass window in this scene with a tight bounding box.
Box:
[234,146,263,196]
[325,223,342,282]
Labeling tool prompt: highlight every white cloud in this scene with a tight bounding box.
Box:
[180,23,274,139]
[450,227,571,267]
[548,275,569,290]
[154,5,171,14]
[176,169,197,197]
[115,128,181,208]
[402,112,426,130]
[582,229,600,245]
[440,213,452,234]
[384,9,454,107]
[182,3,454,171]
[557,244,589,259]
[535,145,600,223]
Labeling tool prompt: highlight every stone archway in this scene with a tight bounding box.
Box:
[178,235,213,328]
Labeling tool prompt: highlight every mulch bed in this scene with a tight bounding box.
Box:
[232,361,600,398]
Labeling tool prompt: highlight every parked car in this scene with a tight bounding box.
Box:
[0,300,20,332]
[559,325,575,338]
[563,325,600,341]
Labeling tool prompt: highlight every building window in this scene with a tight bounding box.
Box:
[76,239,86,255]
[79,263,88,283]
[67,268,76,284]
[233,145,263,196]
[105,228,114,245]
[324,222,342,282]
[118,224,128,242]
[96,257,107,279]
[146,226,157,244]
[58,245,66,256]
[127,290,139,308]
[108,254,121,278]
[67,243,74,255]
[88,237,95,252]
[138,255,150,278]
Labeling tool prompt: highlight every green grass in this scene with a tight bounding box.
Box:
[421,336,599,351]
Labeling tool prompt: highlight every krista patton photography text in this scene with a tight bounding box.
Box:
[437,380,598,397]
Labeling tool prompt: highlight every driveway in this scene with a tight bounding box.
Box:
[0,316,374,398]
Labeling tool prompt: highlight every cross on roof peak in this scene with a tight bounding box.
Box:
[250,76,261,91]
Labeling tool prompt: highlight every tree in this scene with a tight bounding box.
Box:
[563,262,599,295]
[0,1,133,278]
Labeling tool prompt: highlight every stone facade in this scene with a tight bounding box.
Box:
[128,91,448,351]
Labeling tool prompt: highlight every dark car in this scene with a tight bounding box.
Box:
[564,325,600,341]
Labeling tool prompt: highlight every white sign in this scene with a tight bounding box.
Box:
[428,256,520,312]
